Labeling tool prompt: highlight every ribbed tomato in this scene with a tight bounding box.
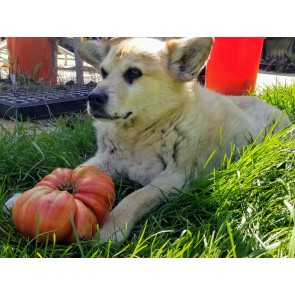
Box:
[12,166,115,243]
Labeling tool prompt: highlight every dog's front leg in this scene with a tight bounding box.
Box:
[99,172,186,243]
[79,153,117,178]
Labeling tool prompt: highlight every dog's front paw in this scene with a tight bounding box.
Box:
[98,217,129,244]
[4,193,22,215]
[97,207,133,244]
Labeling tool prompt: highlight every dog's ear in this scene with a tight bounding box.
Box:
[166,37,213,81]
[77,41,111,69]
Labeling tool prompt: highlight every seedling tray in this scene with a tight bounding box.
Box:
[0,83,96,121]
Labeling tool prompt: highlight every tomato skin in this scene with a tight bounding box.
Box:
[63,199,98,244]
[72,166,115,224]
[35,168,73,190]
[12,166,115,244]
[12,187,76,243]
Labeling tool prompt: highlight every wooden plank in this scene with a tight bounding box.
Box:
[0,39,7,50]
[73,37,84,84]
[59,37,74,49]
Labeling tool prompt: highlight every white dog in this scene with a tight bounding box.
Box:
[76,37,290,243]
[6,37,291,243]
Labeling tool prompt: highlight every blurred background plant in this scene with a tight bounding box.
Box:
[260,37,295,73]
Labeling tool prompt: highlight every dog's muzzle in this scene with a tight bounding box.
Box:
[87,90,133,120]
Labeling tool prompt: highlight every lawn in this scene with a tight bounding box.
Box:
[1,82,295,258]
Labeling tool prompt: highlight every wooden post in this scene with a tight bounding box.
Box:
[73,37,84,84]
[49,38,58,83]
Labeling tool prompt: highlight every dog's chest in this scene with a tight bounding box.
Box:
[99,124,186,185]
[101,135,163,185]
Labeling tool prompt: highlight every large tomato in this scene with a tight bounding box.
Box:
[12,166,115,244]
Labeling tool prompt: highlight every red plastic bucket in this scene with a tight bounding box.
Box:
[205,37,264,95]
[7,37,57,84]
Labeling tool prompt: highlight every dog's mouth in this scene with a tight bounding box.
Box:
[90,109,133,121]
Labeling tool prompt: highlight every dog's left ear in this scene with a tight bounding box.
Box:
[166,37,213,82]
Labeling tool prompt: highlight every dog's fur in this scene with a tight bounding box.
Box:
[5,37,291,243]
[76,37,290,243]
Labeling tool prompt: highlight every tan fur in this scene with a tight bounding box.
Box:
[76,37,290,243]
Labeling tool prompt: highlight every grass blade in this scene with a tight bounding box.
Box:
[70,211,85,257]
[284,200,295,258]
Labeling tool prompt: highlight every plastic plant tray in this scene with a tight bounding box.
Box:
[0,83,96,121]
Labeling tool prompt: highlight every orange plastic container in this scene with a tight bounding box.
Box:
[7,37,57,84]
[205,37,264,95]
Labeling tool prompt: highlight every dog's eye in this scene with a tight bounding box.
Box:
[123,67,142,84]
[101,68,108,79]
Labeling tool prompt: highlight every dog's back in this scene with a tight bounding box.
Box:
[229,94,290,133]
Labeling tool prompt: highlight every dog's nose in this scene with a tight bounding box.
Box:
[87,91,108,109]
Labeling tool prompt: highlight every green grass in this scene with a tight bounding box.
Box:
[1,82,295,258]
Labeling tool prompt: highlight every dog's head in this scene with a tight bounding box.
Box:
[78,37,213,122]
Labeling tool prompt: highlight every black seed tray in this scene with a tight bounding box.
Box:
[0,83,96,121]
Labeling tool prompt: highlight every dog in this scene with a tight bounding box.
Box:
[5,37,291,244]
[76,37,290,243]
